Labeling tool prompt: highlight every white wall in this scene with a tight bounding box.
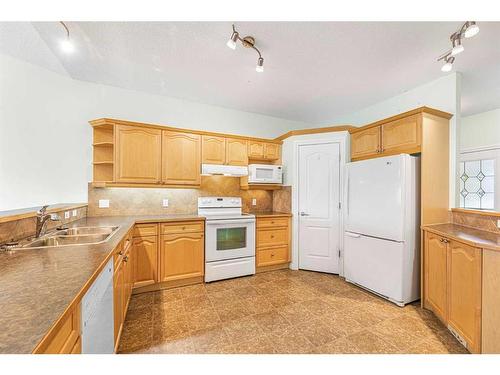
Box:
[0,53,312,211]
[461,108,500,151]
[321,73,461,208]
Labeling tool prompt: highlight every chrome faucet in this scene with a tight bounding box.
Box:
[35,205,60,238]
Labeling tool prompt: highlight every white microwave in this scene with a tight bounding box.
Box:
[248,164,283,184]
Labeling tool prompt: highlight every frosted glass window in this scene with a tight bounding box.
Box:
[459,159,495,210]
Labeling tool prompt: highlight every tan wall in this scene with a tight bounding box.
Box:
[88,177,274,216]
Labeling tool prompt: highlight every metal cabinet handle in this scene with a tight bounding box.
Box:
[123,255,129,262]
[300,212,309,216]
[270,235,274,238]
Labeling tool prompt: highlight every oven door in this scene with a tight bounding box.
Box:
[205,219,256,262]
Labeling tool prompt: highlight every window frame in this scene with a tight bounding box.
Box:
[459,147,500,211]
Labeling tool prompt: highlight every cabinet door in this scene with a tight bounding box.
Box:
[162,131,201,185]
[448,239,482,353]
[113,259,124,347]
[201,135,225,164]
[264,143,281,161]
[115,125,162,183]
[350,126,381,160]
[248,141,265,159]
[225,138,248,166]
[133,236,158,288]
[159,233,204,282]
[424,232,448,322]
[381,114,421,154]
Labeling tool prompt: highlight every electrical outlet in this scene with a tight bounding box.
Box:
[497,219,500,229]
[64,211,70,219]
[99,199,110,208]
[162,199,169,207]
[72,209,78,217]
[252,198,257,206]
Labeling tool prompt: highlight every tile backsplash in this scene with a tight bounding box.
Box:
[88,177,275,216]
[0,206,88,244]
[451,210,500,234]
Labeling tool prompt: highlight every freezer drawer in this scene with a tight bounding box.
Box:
[344,232,406,305]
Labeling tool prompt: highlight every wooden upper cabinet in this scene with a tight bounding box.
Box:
[248,141,265,159]
[350,127,381,160]
[448,239,482,353]
[115,125,161,183]
[162,131,201,186]
[202,135,225,164]
[424,232,448,323]
[381,114,421,153]
[225,138,248,166]
[264,143,280,161]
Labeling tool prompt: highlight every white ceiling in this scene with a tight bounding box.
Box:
[1,21,499,124]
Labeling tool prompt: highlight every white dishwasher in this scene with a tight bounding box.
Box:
[81,258,114,354]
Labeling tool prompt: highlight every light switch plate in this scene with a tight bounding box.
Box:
[252,198,257,206]
[64,211,70,219]
[99,199,110,208]
[162,199,169,207]
[72,209,78,217]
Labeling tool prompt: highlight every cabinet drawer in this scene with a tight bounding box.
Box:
[257,246,289,267]
[161,221,204,235]
[133,223,158,237]
[257,217,289,229]
[256,227,288,248]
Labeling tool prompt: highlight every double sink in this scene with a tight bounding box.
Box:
[21,226,119,249]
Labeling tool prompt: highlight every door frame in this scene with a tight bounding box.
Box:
[291,136,348,276]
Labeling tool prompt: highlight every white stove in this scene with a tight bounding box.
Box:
[198,197,256,282]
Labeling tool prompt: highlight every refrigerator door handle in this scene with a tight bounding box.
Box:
[345,231,361,238]
[346,170,350,217]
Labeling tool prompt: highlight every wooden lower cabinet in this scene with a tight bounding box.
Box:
[133,235,158,288]
[256,216,291,271]
[113,254,124,350]
[33,303,81,354]
[448,239,482,353]
[423,230,483,353]
[159,232,204,282]
[423,232,448,322]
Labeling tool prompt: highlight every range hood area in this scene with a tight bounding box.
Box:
[201,164,248,177]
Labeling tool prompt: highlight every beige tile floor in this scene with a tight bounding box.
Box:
[118,269,468,354]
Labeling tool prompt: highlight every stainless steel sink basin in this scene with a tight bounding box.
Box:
[26,234,110,248]
[57,226,118,236]
[19,226,120,249]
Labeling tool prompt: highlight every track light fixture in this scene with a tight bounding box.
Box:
[226,24,265,73]
[59,21,74,53]
[437,21,479,72]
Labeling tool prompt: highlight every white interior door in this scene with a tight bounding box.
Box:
[298,142,340,273]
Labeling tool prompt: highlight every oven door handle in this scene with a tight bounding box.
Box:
[205,219,256,225]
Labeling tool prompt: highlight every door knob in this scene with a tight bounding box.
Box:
[300,212,310,216]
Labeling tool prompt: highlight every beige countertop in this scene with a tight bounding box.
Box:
[422,223,500,252]
[0,213,204,354]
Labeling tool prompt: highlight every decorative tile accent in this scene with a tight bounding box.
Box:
[88,176,273,216]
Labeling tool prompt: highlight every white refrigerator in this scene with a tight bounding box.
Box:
[344,154,420,306]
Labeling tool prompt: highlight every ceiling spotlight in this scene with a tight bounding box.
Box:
[436,22,479,71]
[59,21,74,53]
[227,29,239,50]
[226,24,265,73]
[441,55,455,72]
[256,57,264,73]
[450,33,464,56]
[463,21,479,38]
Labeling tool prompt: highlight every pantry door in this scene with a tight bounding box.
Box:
[298,142,341,274]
